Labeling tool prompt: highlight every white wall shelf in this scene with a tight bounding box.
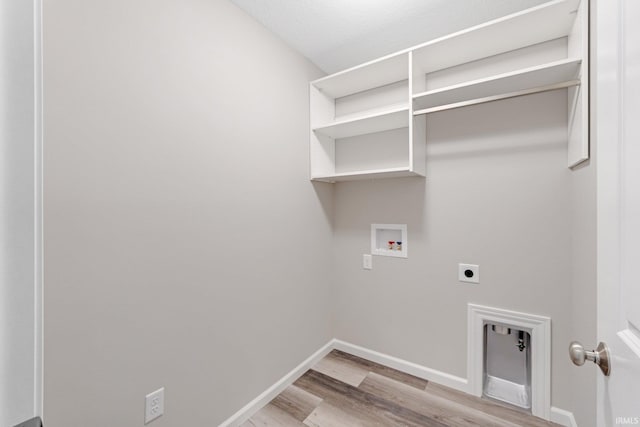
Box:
[312,53,409,99]
[309,0,588,182]
[412,59,582,114]
[313,106,409,139]
[410,0,579,79]
[414,80,580,116]
[312,167,421,183]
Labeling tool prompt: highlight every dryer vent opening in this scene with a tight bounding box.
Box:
[483,323,532,410]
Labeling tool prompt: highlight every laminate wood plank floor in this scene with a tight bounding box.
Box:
[241,350,560,427]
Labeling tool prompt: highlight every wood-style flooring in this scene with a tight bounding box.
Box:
[241,350,559,427]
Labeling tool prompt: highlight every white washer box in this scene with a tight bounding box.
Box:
[371,224,407,258]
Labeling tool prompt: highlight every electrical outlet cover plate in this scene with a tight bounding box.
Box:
[459,264,479,283]
[363,254,373,270]
[145,387,164,424]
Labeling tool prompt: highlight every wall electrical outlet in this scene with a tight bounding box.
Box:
[363,254,373,270]
[458,263,479,283]
[145,387,164,424]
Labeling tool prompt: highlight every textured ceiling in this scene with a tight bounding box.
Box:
[230,0,550,74]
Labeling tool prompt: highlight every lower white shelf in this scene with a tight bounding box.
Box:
[311,167,422,183]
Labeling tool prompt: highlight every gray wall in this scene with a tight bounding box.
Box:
[332,90,578,412]
[42,0,332,425]
[0,0,38,424]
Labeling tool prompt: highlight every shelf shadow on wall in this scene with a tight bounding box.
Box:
[424,90,568,163]
[331,177,427,237]
[311,180,336,228]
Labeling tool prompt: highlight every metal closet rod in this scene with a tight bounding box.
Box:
[412,79,581,115]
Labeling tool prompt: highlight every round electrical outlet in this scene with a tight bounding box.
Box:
[458,264,479,283]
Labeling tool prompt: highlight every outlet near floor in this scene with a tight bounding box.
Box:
[145,387,165,424]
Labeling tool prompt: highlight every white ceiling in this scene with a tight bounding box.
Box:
[230,0,550,74]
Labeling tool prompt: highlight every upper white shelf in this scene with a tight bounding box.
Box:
[413,58,582,113]
[313,105,409,139]
[412,0,580,74]
[311,53,409,99]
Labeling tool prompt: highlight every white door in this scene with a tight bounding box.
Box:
[596,0,640,425]
[0,0,42,425]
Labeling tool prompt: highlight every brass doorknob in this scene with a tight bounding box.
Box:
[569,341,611,376]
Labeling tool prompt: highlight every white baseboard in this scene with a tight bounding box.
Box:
[218,340,334,427]
[332,339,469,393]
[550,406,578,427]
[218,338,576,427]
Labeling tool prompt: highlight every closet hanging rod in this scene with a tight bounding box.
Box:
[413,79,581,116]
